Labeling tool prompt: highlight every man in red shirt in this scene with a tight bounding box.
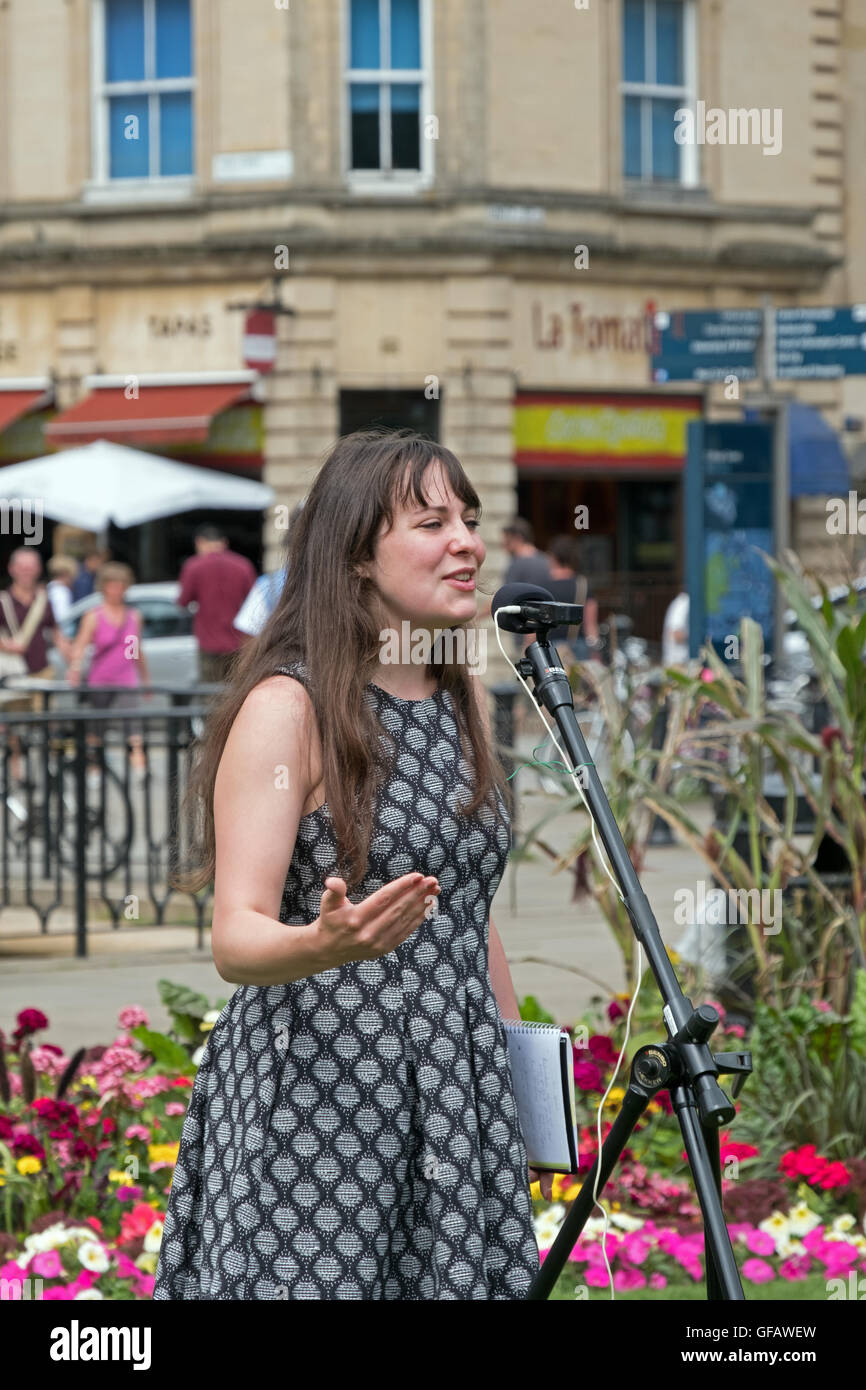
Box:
[177,526,257,684]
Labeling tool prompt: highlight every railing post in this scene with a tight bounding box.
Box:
[73,715,88,958]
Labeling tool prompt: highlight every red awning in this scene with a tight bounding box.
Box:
[44,382,253,448]
[0,389,51,433]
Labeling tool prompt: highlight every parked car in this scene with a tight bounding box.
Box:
[48,582,198,689]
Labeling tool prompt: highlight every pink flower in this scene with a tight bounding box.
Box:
[118,1005,150,1030]
[116,1185,143,1201]
[649,1272,667,1289]
[31,1250,64,1279]
[164,1101,186,1117]
[27,1047,68,1078]
[42,1284,74,1300]
[137,1275,156,1297]
[724,1023,746,1038]
[815,999,831,1012]
[0,1260,28,1282]
[742,1258,775,1284]
[745,1230,776,1256]
[779,1256,811,1281]
[124,1124,151,1142]
[585,1265,612,1287]
[613,1267,647,1291]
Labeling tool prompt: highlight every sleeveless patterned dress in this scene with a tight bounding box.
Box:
[153,661,539,1300]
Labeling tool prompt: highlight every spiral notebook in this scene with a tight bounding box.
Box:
[503,1020,580,1174]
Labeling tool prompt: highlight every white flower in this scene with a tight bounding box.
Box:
[77,1241,110,1272]
[191,1045,206,1066]
[758,1211,790,1244]
[786,1202,822,1238]
[143,1220,164,1253]
[74,1288,104,1299]
[203,1009,221,1024]
[609,1212,644,1232]
[775,1236,806,1259]
[534,1203,566,1246]
[135,1251,158,1274]
[831,1213,856,1234]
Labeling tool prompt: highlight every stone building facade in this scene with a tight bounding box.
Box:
[0,0,863,678]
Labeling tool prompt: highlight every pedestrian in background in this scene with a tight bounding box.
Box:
[71,547,110,603]
[67,561,151,774]
[0,547,70,779]
[177,525,257,683]
[46,554,78,626]
[544,535,600,661]
[232,501,305,638]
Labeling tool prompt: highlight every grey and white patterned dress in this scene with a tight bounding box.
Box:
[153,661,539,1300]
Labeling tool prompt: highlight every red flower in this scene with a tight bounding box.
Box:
[719,1133,759,1163]
[573,1061,604,1092]
[815,1161,851,1191]
[29,1098,79,1127]
[587,1034,619,1067]
[101,1116,117,1136]
[779,1144,850,1190]
[72,1138,99,1163]
[607,999,628,1022]
[15,1008,48,1035]
[10,1131,46,1161]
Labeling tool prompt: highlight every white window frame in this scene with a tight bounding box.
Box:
[621,0,698,187]
[85,0,196,202]
[343,0,434,195]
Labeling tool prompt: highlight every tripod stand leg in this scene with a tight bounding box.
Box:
[527,1082,652,1300]
[672,1086,745,1300]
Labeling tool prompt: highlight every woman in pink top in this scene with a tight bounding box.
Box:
[68,562,151,771]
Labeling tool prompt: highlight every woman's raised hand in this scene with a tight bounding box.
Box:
[315,871,440,967]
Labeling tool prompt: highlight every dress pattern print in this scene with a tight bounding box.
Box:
[153,661,539,1300]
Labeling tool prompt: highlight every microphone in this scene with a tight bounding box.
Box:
[491,583,584,635]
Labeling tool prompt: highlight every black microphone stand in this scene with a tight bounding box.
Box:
[506,605,752,1301]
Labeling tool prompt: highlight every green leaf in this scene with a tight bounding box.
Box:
[518,995,556,1024]
[850,969,866,1057]
[157,979,211,1021]
[130,1026,197,1074]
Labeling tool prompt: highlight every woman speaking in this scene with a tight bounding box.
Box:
[153,429,542,1300]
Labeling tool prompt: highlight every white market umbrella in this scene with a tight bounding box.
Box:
[0,440,275,529]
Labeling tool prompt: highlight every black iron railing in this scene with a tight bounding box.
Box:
[0,684,219,956]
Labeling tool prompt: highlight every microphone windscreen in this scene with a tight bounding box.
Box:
[491,583,555,633]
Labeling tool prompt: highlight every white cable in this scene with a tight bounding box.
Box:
[492,609,644,1302]
[492,610,625,904]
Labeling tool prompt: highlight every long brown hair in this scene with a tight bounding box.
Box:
[174,428,508,895]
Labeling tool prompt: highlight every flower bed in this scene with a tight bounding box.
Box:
[2,982,865,1300]
[0,993,226,1301]
[526,987,866,1296]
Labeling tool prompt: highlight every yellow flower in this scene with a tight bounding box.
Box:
[78,1075,98,1089]
[603,1087,626,1110]
[147,1142,179,1167]
[529,1180,542,1201]
[667,949,680,964]
[646,1101,662,1115]
[0,1172,5,1187]
[80,1101,93,1112]
[149,1198,163,1210]
[108,1169,129,1184]
[134,1251,158,1275]
[16,1156,42,1175]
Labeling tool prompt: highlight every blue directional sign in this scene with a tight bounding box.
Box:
[651,309,763,383]
[775,306,866,380]
[684,420,776,663]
